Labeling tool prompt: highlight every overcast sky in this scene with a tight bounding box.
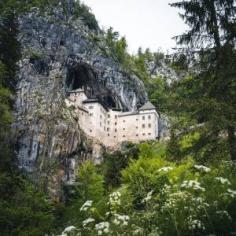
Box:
[82,0,187,54]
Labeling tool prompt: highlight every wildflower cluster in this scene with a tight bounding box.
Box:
[194,165,211,173]
[109,191,121,208]
[113,214,130,226]
[60,226,77,236]
[95,222,110,235]
[162,191,190,210]
[215,177,231,185]
[181,180,205,192]
[227,189,236,198]
[142,190,153,202]
[80,200,93,211]
[82,218,95,227]
[158,166,174,172]
[187,216,205,231]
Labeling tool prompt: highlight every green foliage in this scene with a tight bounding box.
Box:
[0,178,55,236]
[0,13,20,90]
[103,145,139,189]
[101,27,129,66]
[60,143,236,235]
[170,0,236,160]
[73,2,98,30]
[60,161,106,228]
[171,53,188,72]
[0,0,57,14]
[129,48,151,81]
[147,76,170,113]
[0,86,12,130]
[76,161,104,203]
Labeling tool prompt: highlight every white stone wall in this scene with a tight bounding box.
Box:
[66,90,159,147]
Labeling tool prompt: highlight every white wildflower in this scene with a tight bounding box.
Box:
[158,166,174,172]
[162,184,171,194]
[80,200,93,211]
[61,226,77,235]
[142,190,154,202]
[187,217,205,231]
[82,218,95,227]
[181,180,205,191]
[227,189,236,198]
[194,165,211,173]
[215,177,231,185]
[95,222,110,235]
[109,191,121,207]
[113,219,120,225]
[133,227,144,235]
[113,214,130,227]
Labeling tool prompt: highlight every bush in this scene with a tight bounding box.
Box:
[74,2,98,30]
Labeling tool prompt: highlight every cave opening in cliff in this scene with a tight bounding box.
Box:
[102,95,116,108]
[66,63,118,109]
[66,63,96,95]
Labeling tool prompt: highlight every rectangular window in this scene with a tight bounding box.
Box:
[142,124,145,128]
[123,135,126,138]
[115,122,117,125]
[136,118,139,121]
[107,121,110,125]
[136,126,138,129]
[115,115,118,119]
[123,128,125,130]
[115,129,117,132]
[89,106,93,109]
[148,133,151,135]
[89,113,93,116]
[108,114,110,118]
[108,133,110,136]
[107,128,110,131]
[143,133,145,136]
[142,116,145,120]
[136,134,139,137]
[90,130,92,133]
[123,120,125,123]
[148,115,151,119]
[148,124,151,128]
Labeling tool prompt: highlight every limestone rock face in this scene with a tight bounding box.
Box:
[13,2,148,196]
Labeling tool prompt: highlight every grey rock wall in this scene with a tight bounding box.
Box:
[13,3,148,196]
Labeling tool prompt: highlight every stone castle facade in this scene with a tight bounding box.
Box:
[66,89,159,147]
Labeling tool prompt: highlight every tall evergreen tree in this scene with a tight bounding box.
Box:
[170,0,236,160]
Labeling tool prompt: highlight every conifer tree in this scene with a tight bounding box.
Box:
[170,0,236,160]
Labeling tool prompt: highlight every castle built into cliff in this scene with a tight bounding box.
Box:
[66,88,159,147]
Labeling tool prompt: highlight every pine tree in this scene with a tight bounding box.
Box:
[170,0,236,160]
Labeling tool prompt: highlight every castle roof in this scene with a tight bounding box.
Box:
[139,101,156,111]
[83,98,99,103]
[69,88,84,93]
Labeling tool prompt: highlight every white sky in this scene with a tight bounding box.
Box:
[82,0,187,54]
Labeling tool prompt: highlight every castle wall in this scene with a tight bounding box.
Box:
[66,90,159,147]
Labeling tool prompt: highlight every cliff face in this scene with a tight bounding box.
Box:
[13,3,148,196]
